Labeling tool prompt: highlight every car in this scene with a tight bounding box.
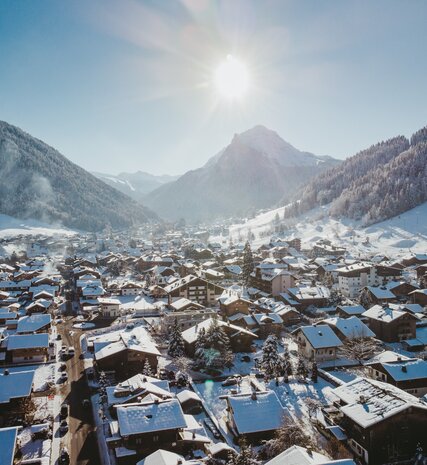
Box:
[61,345,67,352]
[60,403,69,418]
[59,363,67,371]
[60,372,68,382]
[82,399,90,408]
[59,447,70,464]
[56,334,62,340]
[68,347,75,356]
[56,318,63,324]
[59,420,68,434]
[240,355,251,362]
[203,418,221,439]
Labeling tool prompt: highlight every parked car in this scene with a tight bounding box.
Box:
[60,420,68,434]
[204,417,221,439]
[60,372,68,382]
[59,363,67,371]
[60,403,69,418]
[59,447,70,464]
[82,399,90,408]
[56,334,62,340]
[68,347,75,356]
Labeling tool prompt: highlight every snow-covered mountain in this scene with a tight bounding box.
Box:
[0,121,157,231]
[287,124,427,225]
[92,171,180,201]
[144,125,339,222]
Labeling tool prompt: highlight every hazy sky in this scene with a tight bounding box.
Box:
[1,0,427,175]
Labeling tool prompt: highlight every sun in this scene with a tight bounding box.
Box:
[214,55,250,100]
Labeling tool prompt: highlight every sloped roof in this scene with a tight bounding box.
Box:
[298,325,342,349]
[0,370,35,404]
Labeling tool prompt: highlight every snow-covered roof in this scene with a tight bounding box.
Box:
[16,313,52,333]
[0,426,19,465]
[227,391,286,434]
[321,316,375,339]
[117,399,186,436]
[297,325,342,349]
[364,350,413,365]
[265,445,353,465]
[181,318,257,345]
[176,389,202,404]
[332,377,427,428]
[382,359,427,381]
[362,305,416,323]
[337,305,366,316]
[366,286,395,300]
[170,298,204,311]
[287,286,330,301]
[7,333,49,350]
[136,449,185,465]
[0,370,35,404]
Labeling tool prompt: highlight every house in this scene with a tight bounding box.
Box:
[160,308,217,333]
[362,305,418,342]
[320,316,375,341]
[225,390,287,443]
[336,305,366,318]
[362,286,396,304]
[120,282,143,296]
[6,333,50,364]
[254,298,301,325]
[16,313,52,334]
[164,275,224,306]
[181,318,257,355]
[250,264,295,297]
[243,313,283,338]
[98,297,122,318]
[136,449,188,465]
[90,326,161,377]
[409,289,427,306]
[106,374,173,410]
[218,292,251,318]
[338,263,377,298]
[281,286,330,310]
[169,298,205,313]
[176,389,203,414]
[293,325,342,362]
[113,399,187,454]
[366,357,427,397]
[332,377,427,465]
[0,427,20,465]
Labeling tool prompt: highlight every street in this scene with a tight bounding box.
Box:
[58,317,100,465]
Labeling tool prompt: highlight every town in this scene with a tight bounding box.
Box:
[1,224,426,465]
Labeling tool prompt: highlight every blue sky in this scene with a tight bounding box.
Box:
[1,0,427,175]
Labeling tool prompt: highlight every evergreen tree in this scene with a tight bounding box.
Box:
[261,335,281,380]
[195,318,233,370]
[168,319,185,358]
[142,358,153,376]
[311,361,318,383]
[242,241,254,286]
[296,356,308,379]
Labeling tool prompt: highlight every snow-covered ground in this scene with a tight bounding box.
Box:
[223,202,427,257]
[0,213,77,239]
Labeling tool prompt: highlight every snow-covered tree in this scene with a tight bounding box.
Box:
[296,356,308,379]
[260,335,281,380]
[142,359,153,376]
[311,361,318,383]
[168,319,185,358]
[339,336,380,363]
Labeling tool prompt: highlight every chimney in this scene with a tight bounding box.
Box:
[3,369,9,376]
[402,365,407,373]
[251,391,257,401]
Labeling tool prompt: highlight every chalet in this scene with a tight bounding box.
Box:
[243,313,283,338]
[222,265,242,279]
[161,308,217,333]
[293,325,342,362]
[362,286,396,304]
[281,286,330,310]
[169,298,205,313]
[120,282,143,296]
[312,242,346,258]
[6,333,50,364]
[320,316,375,341]
[225,390,287,443]
[409,289,427,306]
[164,275,224,306]
[113,399,187,454]
[362,305,418,342]
[254,298,300,325]
[98,297,121,318]
[250,264,295,297]
[106,374,172,410]
[401,253,427,267]
[176,389,203,414]
[218,292,251,318]
[25,298,53,314]
[90,326,161,377]
[181,317,257,355]
[16,314,52,334]
[366,357,427,397]
[332,377,427,465]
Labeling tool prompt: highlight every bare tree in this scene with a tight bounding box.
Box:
[339,336,380,363]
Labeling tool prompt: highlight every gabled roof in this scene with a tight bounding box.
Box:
[362,305,418,323]
[16,313,52,333]
[7,333,49,350]
[117,399,186,436]
[0,427,19,465]
[136,449,186,465]
[296,325,342,349]
[227,390,287,434]
[265,445,355,465]
[332,377,427,428]
[321,316,375,339]
[0,370,35,404]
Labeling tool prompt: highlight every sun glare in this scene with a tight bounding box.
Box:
[214,55,250,100]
